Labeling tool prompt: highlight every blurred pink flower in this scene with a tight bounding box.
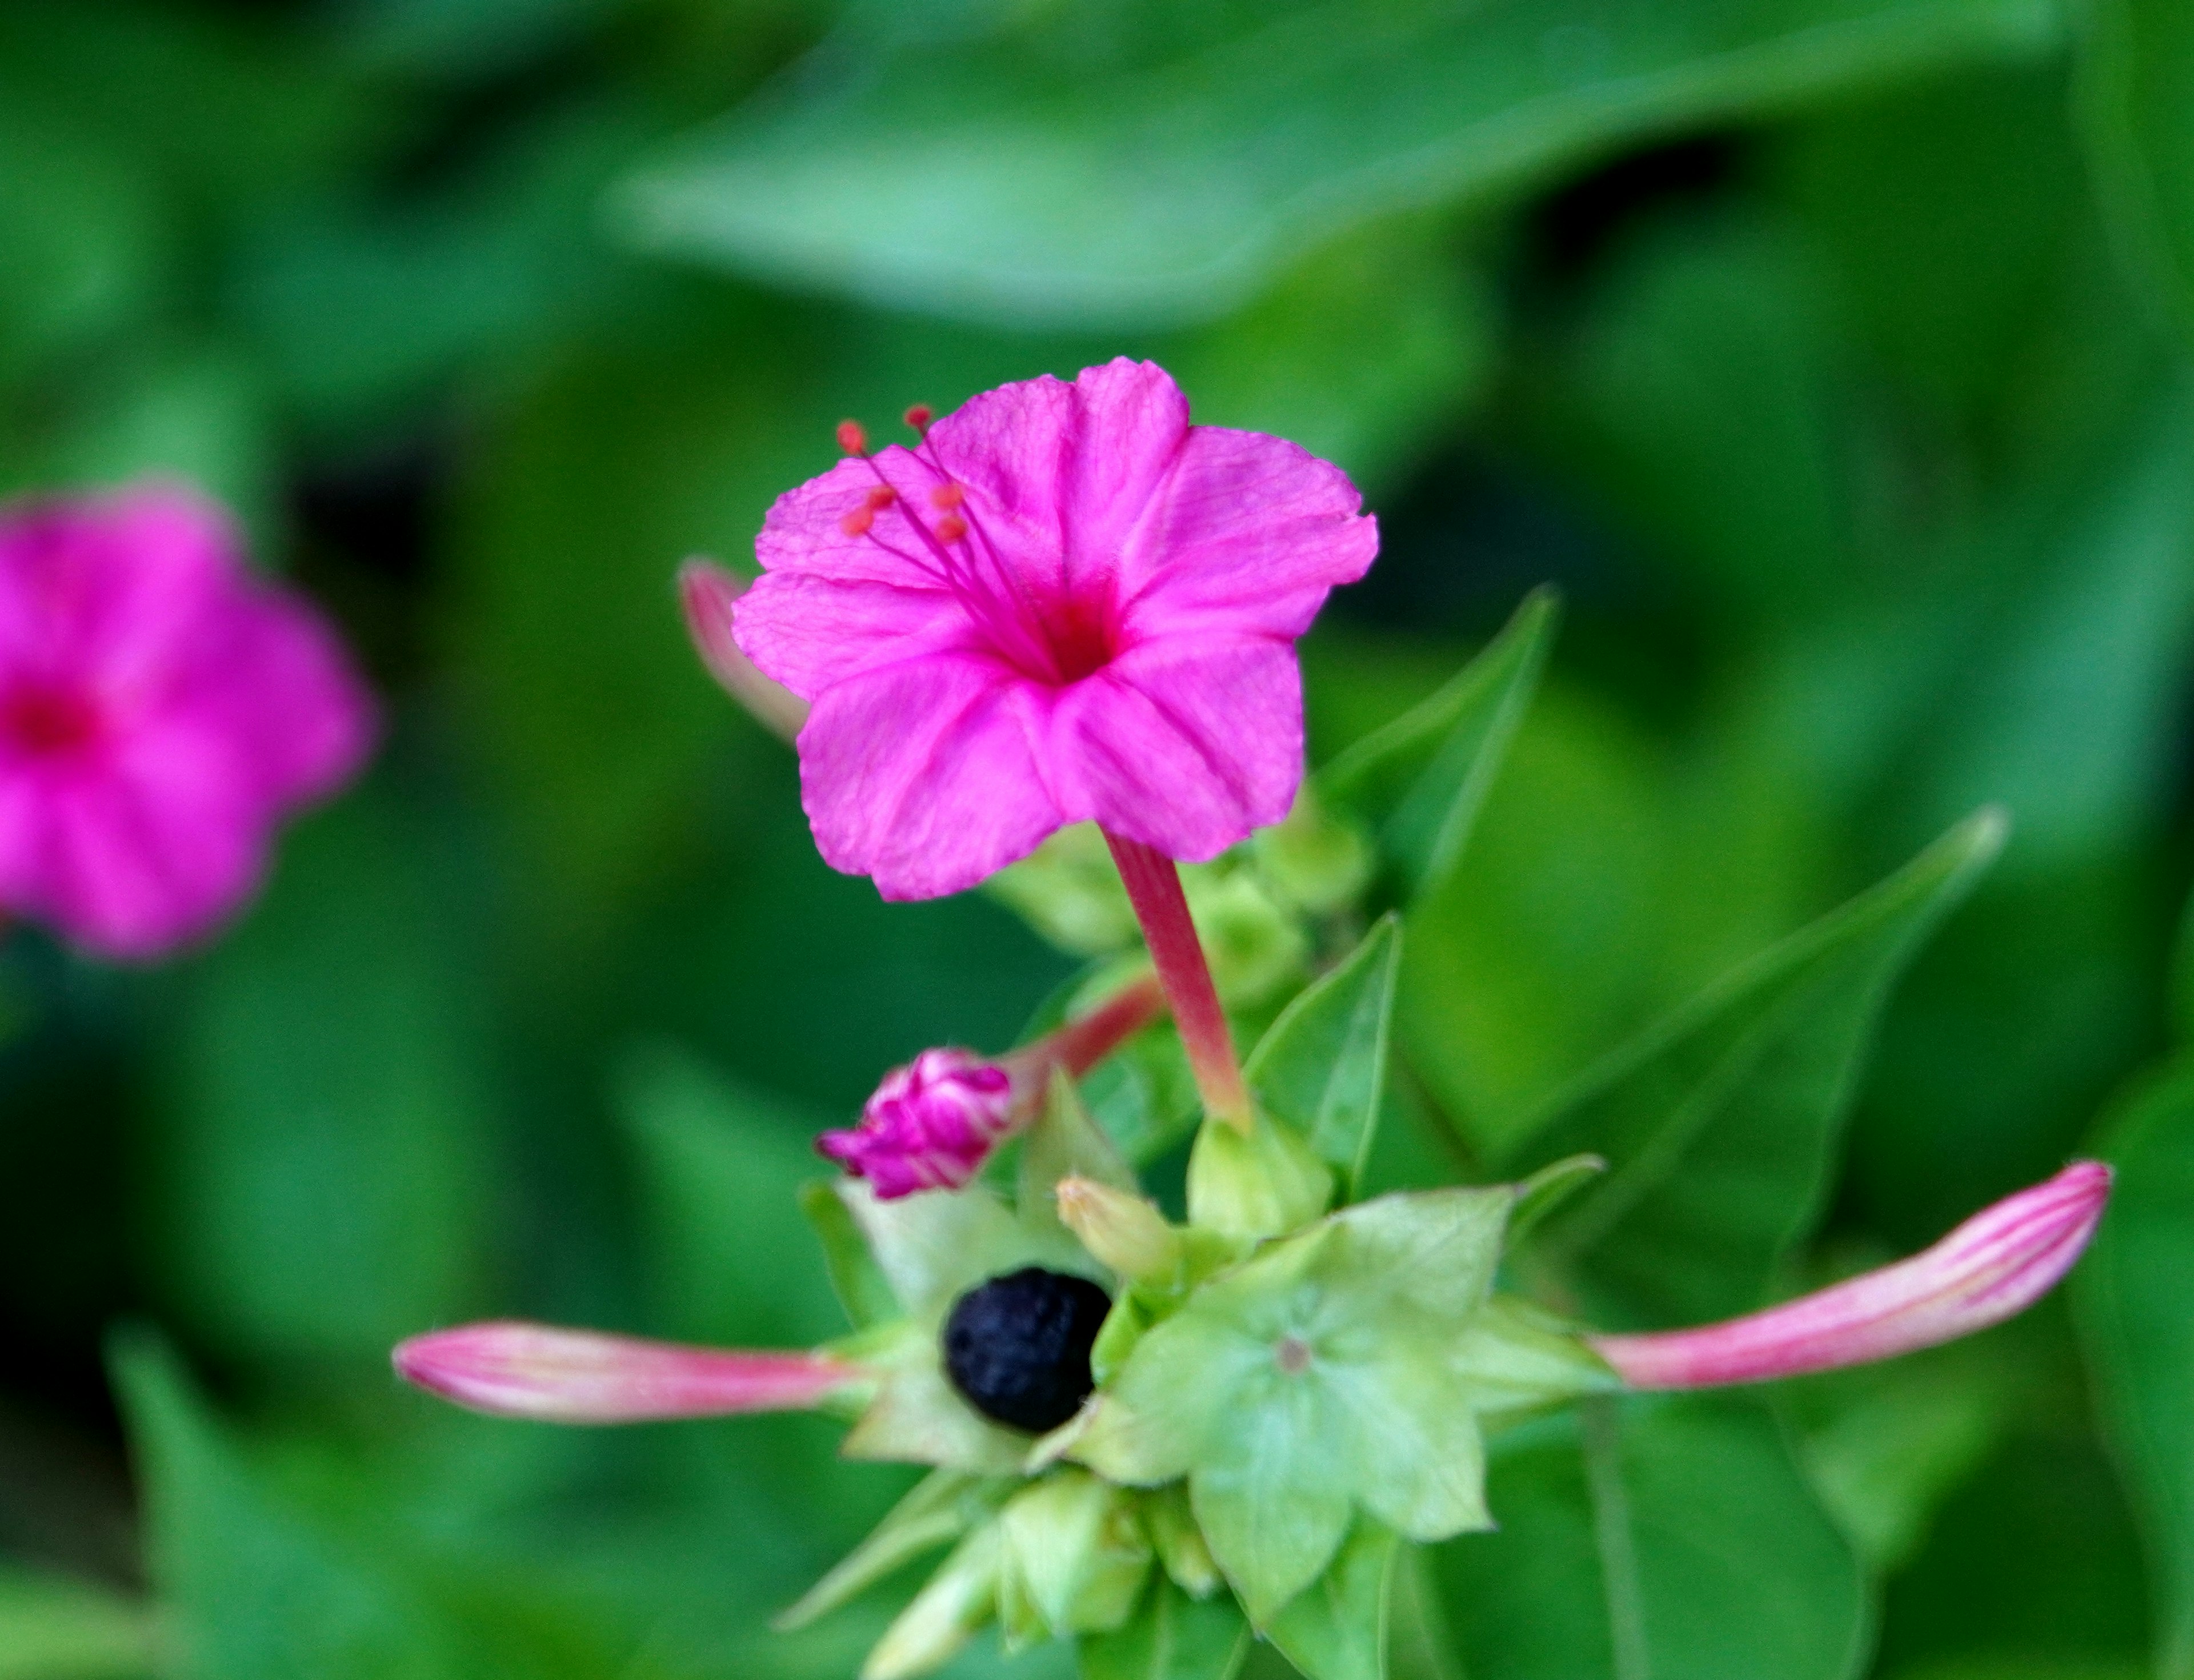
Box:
[733,359,1378,900]
[821,975,1163,1198]
[678,558,809,741]
[0,482,375,960]
[394,1322,866,1422]
[1591,1160,2111,1389]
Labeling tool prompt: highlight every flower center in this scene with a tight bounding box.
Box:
[0,683,103,759]
[1275,1336,1314,1376]
[941,1266,1112,1433]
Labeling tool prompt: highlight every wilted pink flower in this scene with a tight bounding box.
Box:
[733,359,1378,901]
[820,975,1163,1198]
[1591,1161,2111,1389]
[0,482,374,959]
[394,1322,867,1422]
[678,558,809,741]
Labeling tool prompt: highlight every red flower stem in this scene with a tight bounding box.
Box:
[1045,973,1166,1078]
[1102,832,1252,1132]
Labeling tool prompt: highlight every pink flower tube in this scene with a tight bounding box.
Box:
[393,1322,869,1422]
[819,974,1163,1198]
[1591,1161,2111,1389]
[0,481,375,959]
[678,559,810,741]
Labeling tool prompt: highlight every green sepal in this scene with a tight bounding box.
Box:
[1078,1574,1250,1680]
[1318,587,1556,901]
[996,1470,1154,1647]
[1186,1111,1333,1241]
[1504,1153,1606,1249]
[1075,1189,1526,1624]
[1143,1484,1223,1599]
[1246,914,1404,1198]
[1250,785,1374,916]
[776,1470,1011,1631]
[1020,1069,1139,1244]
[833,1176,1095,1325]
[836,1321,1032,1473]
[863,1525,1002,1680]
[1266,1518,1399,1680]
[799,1180,899,1329]
[1091,1293,1150,1386]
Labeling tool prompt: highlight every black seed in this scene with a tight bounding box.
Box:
[942,1266,1112,1434]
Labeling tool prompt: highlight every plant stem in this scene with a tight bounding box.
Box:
[1101,832,1252,1132]
[1582,1397,1652,1680]
[1044,973,1165,1078]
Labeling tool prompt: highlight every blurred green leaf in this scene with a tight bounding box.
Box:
[621,0,2059,324]
[1396,681,1672,1157]
[1508,809,2002,1327]
[618,1044,847,1349]
[0,1567,150,1680]
[151,789,491,1363]
[2080,0,2194,344]
[1245,915,1403,1197]
[1320,588,1556,903]
[1441,1398,1867,1680]
[2076,1054,2194,1678]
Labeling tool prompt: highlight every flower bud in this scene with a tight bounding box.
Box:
[1055,1177,1184,1281]
[821,1048,1020,1198]
[677,559,810,741]
[1591,1161,2112,1389]
[393,1322,866,1421]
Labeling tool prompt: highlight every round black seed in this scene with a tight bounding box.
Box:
[942,1266,1112,1434]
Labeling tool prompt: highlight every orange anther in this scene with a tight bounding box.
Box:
[930,483,964,510]
[836,419,868,456]
[935,515,968,543]
[866,486,898,511]
[904,404,934,431]
[840,507,875,538]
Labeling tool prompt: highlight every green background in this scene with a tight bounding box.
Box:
[2,1,2192,1675]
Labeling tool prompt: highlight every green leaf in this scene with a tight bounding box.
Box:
[1440,1398,1868,1680]
[620,0,2059,324]
[1320,590,1556,901]
[1265,1519,1399,1680]
[800,1181,902,1332]
[1245,916,1404,1196]
[616,1045,847,1348]
[1186,1112,1335,1243]
[2080,0,2194,344]
[1508,809,2004,1328]
[151,792,490,1362]
[1078,1577,1249,1680]
[0,1567,150,1680]
[1021,1070,1140,1244]
[2075,1054,2194,1678]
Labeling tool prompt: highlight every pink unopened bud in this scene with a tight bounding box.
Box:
[678,559,810,742]
[1591,1161,2112,1390]
[820,1048,1018,1198]
[393,1321,866,1422]
[820,977,1166,1201]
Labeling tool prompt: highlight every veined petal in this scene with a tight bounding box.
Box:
[393,1322,867,1422]
[799,653,1063,900]
[1591,1161,2112,1389]
[928,358,1190,602]
[1052,633,1302,862]
[1119,426,1376,642]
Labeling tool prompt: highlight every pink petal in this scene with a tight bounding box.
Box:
[928,358,1191,603]
[1051,633,1303,861]
[1118,426,1378,643]
[797,652,1064,900]
[394,1322,867,1422]
[194,592,378,807]
[1591,1161,2113,1389]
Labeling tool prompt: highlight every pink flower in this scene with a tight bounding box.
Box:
[732,360,1378,900]
[820,975,1163,1198]
[0,482,375,960]
[394,1322,867,1422]
[1591,1161,2111,1389]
